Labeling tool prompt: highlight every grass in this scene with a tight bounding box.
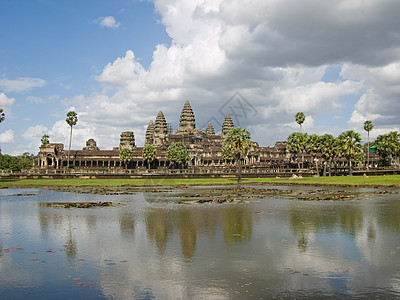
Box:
[0,175,399,189]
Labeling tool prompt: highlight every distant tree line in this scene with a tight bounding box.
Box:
[0,152,34,171]
[287,113,400,175]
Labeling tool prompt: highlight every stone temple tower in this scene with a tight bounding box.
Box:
[119,131,135,150]
[222,114,234,136]
[145,120,155,146]
[176,101,197,134]
[205,122,215,135]
[153,111,168,147]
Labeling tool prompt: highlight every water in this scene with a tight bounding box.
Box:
[1,186,400,299]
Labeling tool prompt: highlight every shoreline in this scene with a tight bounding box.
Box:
[0,174,399,189]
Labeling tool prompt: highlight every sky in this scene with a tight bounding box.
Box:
[0,0,400,155]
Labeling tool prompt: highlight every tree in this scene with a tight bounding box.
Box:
[119,148,133,169]
[142,145,157,169]
[0,108,5,155]
[374,131,400,167]
[221,127,251,183]
[295,112,306,132]
[0,152,34,171]
[41,134,49,145]
[286,132,308,168]
[0,108,5,123]
[305,134,322,175]
[65,111,78,169]
[364,120,373,168]
[338,130,363,176]
[319,134,339,176]
[166,142,189,169]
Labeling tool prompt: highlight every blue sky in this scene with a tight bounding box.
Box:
[1,0,400,155]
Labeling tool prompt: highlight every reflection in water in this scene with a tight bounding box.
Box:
[119,212,135,236]
[339,205,364,236]
[65,229,77,261]
[1,187,400,299]
[222,207,253,248]
[178,209,197,260]
[380,200,400,232]
[145,209,170,254]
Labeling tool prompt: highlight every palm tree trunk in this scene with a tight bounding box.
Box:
[367,132,370,169]
[67,125,72,169]
[323,161,327,177]
[237,154,242,183]
[349,159,353,176]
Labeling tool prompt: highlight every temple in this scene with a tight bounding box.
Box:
[35,101,292,172]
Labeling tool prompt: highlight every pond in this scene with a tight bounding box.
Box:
[1,185,400,299]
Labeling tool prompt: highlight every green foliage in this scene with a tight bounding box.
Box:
[373,131,400,166]
[364,120,373,133]
[65,111,78,127]
[41,134,49,145]
[337,130,363,175]
[305,134,321,158]
[0,108,5,123]
[286,132,308,156]
[295,112,306,130]
[119,148,133,168]
[222,127,251,159]
[166,142,189,167]
[142,145,157,168]
[319,134,339,161]
[0,152,34,171]
[286,132,308,168]
[337,130,363,159]
[222,127,252,182]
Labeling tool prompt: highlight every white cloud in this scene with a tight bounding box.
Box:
[0,92,16,107]
[0,77,46,93]
[342,61,400,135]
[0,130,15,143]
[95,16,120,29]
[41,0,400,151]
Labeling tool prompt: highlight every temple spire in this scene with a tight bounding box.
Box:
[176,100,196,134]
[154,111,167,135]
[145,120,155,146]
[205,122,215,135]
[222,114,234,135]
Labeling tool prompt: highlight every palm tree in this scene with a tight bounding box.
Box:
[0,108,5,123]
[319,134,339,176]
[305,134,321,175]
[374,131,400,167]
[41,134,49,145]
[338,130,363,176]
[295,112,306,132]
[0,108,5,154]
[142,145,157,169]
[65,111,78,169]
[286,132,308,169]
[166,142,189,169]
[119,148,133,169]
[221,127,251,183]
[364,120,373,168]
